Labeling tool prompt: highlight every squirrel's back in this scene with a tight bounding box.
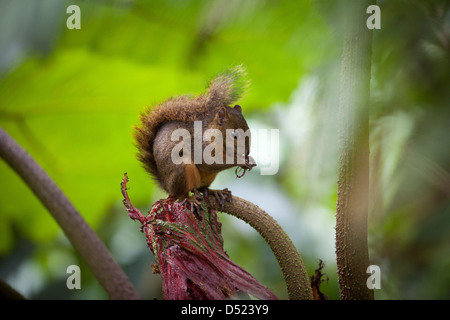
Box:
[134,65,248,184]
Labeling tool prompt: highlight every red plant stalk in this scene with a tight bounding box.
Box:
[121,173,278,300]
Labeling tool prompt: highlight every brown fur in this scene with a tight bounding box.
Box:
[134,66,250,197]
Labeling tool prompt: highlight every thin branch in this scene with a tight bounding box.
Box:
[0,278,26,300]
[0,126,140,300]
[205,195,313,300]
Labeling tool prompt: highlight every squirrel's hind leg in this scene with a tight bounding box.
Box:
[180,195,204,218]
[199,188,233,207]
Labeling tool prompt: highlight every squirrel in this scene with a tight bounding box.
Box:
[134,66,256,208]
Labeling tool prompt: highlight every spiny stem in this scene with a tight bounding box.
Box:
[205,196,313,300]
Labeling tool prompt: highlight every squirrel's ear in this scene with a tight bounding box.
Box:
[216,107,227,126]
[234,105,242,113]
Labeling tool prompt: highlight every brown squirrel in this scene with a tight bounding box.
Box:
[134,66,255,207]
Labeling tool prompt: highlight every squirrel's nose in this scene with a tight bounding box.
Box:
[245,155,256,169]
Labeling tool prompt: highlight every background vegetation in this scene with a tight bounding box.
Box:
[0,0,449,299]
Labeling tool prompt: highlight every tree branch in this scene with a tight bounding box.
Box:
[205,195,313,300]
[335,0,374,300]
[0,126,140,300]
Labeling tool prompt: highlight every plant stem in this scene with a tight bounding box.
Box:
[0,126,140,300]
[335,0,375,300]
[206,196,313,300]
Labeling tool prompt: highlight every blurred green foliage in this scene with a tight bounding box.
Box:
[0,0,449,300]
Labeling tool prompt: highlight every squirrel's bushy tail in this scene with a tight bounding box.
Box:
[206,64,248,107]
[134,65,248,180]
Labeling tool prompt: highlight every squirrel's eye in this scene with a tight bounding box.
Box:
[230,130,239,140]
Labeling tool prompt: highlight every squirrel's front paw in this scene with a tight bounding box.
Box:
[181,196,203,218]
[202,188,233,207]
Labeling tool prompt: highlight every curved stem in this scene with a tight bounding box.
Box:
[0,126,140,300]
[206,196,313,300]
